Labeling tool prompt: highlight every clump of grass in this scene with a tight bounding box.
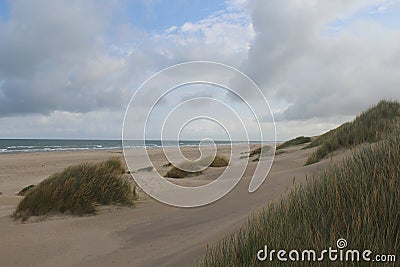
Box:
[14,157,136,221]
[249,146,271,157]
[249,147,262,157]
[163,162,172,167]
[198,134,400,266]
[305,100,400,165]
[210,154,229,167]
[277,136,311,149]
[165,154,229,178]
[17,184,35,196]
[165,167,200,178]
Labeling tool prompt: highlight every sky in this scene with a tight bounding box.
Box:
[0,0,399,140]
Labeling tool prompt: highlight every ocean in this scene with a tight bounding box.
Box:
[0,139,261,153]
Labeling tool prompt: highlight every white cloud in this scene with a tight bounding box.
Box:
[369,0,398,13]
[0,110,124,139]
[2,0,399,140]
[149,7,254,65]
[0,1,255,139]
[241,0,400,124]
[275,115,355,141]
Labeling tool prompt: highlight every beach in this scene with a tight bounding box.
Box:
[0,144,329,266]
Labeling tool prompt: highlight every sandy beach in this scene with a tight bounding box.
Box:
[0,144,331,267]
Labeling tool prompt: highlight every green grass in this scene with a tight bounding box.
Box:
[305,100,400,165]
[277,136,311,149]
[165,154,229,178]
[14,157,136,221]
[198,134,400,266]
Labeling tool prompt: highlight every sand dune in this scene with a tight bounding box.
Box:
[0,144,333,267]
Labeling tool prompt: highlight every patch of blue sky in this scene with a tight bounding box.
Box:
[126,0,226,32]
[323,1,400,35]
[0,0,9,22]
[368,1,400,29]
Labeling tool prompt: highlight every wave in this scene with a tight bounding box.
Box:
[0,139,263,154]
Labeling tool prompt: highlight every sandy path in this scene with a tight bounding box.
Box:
[0,144,331,267]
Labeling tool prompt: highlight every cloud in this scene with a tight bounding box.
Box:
[274,115,355,141]
[0,0,254,119]
[0,0,135,116]
[242,0,400,121]
[150,7,254,65]
[0,110,124,139]
[3,0,398,140]
[0,0,256,138]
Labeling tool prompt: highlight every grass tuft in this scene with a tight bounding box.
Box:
[17,185,35,196]
[14,157,136,221]
[165,167,199,179]
[305,100,400,165]
[277,136,311,149]
[210,154,229,167]
[198,134,400,266]
[249,146,271,158]
[165,154,228,178]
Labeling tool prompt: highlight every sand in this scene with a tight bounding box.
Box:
[0,144,332,267]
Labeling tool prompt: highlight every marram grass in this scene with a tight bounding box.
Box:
[305,100,400,165]
[277,136,311,150]
[14,157,136,221]
[198,135,400,266]
[165,154,229,178]
[249,146,272,157]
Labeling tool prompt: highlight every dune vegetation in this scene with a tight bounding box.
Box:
[209,154,229,167]
[248,145,272,157]
[17,184,35,196]
[248,145,273,162]
[304,100,400,165]
[165,154,229,178]
[277,136,311,150]
[14,157,136,221]
[198,131,400,266]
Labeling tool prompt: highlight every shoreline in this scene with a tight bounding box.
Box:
[0,139,266,154]
[0,148,122,155]
[0,148,124,155]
